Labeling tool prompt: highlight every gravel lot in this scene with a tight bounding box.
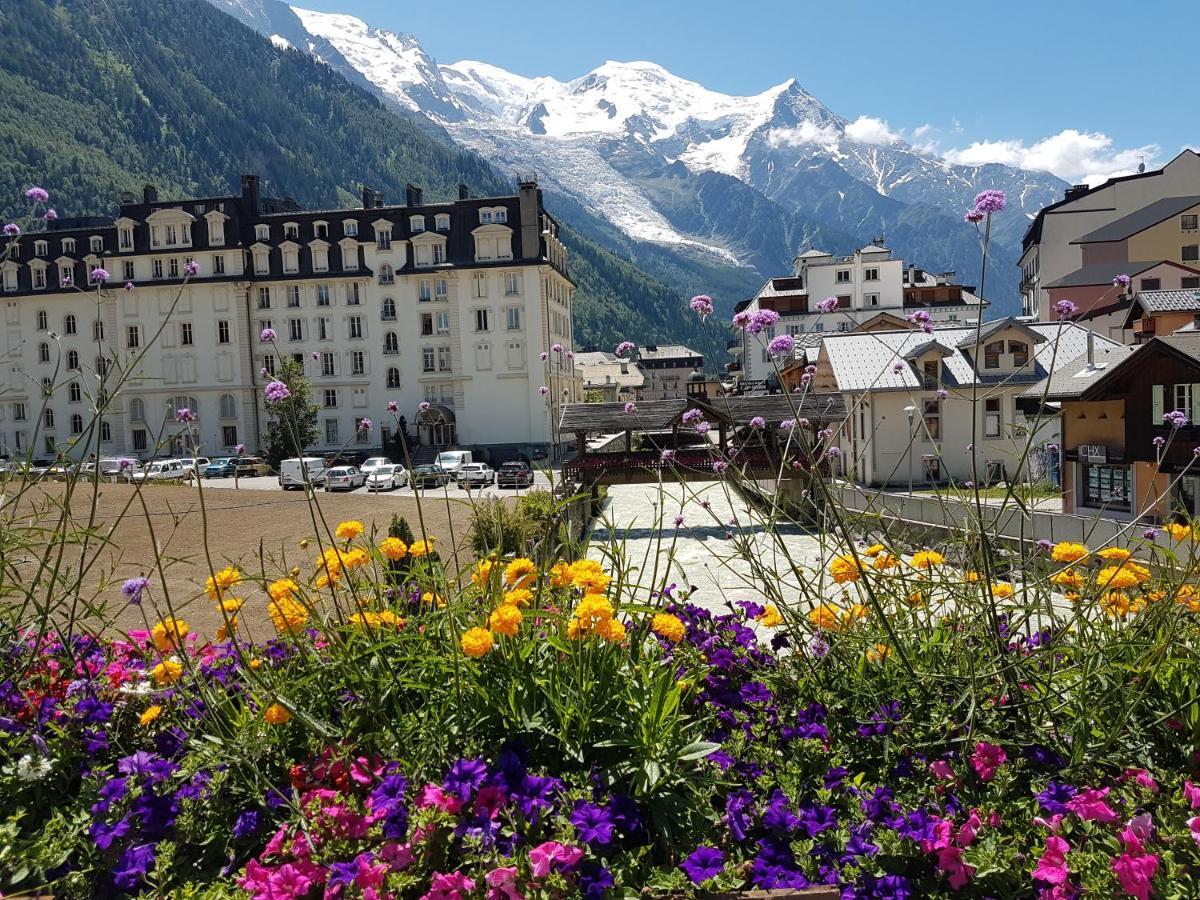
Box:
[195,468,555,498]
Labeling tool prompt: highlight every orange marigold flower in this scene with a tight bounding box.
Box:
[1052,568,1086,590]
[1165,522,1193,541]
[652,612,687,643]
[489,604,523,638]
[594,617,627,643]
[829,554,863,584]
[867,643,890,663]
[809,603,842,631]
[548,561,573,588]
[504,557,538,589]
[873,552,900,571]
[863,544,886,558]
[335,520,365,542]
[910,550,946,570]
[1051,542,1088,563]
[152,617,189,653]
[139,704,163,727]
[378,537,408,561]
[421,591,446,608]
[268,578,300,602]
[843,603,870,625]
[268,596,309,634]
[151,659,183,685]
[990,582,1015,599]
[461,627,494,658]
[1097,565,1144,592]
[757,603,784,628]
[1096,547,1132,563]
[568,559,611,594]
[472,560,495,586]
[408,539,434,558]
[204,566,243,601]
[504,588,533,608]
[264,703,291,725]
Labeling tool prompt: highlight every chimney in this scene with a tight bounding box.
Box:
[518,174,540,260]
[1087,329,1095,366]
[405,183,423,207]
[375,191,385,208]
[361,186,375,209]
[121,191,136,206]
[143,184,158,204]
[240,175,260,213]
[1065,184,1089,201]
[458,183,469,200]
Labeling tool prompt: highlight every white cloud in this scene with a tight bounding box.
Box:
[942,129,1159,185]
[912,123,933,140]
[767,120,840,148]
[843,115,899,145]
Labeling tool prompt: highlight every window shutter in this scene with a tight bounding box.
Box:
[1152,384,1164,424]
[1192,384,1200,425]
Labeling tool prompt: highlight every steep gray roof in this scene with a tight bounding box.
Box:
[1045,260,1183,288]
[1132,289,1200,312]
[821,323,1120,393]
[637,344,701,361]
[1157,331,1200,363]
[954,317,1047,349]
[1072,196,1200,244]
[1021,345,1138,400]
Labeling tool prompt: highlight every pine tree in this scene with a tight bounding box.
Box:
[263,358,319,467]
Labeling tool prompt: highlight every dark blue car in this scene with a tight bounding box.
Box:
[204,458,236,478]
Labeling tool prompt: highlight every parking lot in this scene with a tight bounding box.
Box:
[191,467,557,498]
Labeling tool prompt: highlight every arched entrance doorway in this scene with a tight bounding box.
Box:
[415,405,457,448]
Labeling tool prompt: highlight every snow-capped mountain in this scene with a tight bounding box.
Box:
[206,0,1066,314]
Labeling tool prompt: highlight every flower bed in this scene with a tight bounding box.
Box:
[5,519,1200,899]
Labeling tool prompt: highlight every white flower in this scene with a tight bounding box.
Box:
[16,754,53,781]
[119,680,155,695]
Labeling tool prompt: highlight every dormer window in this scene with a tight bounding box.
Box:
[254,224,269,241]
[344,220,359,237]
[376,227,392,251]
[118,227,133,250]
[480,210,493,225]
[62,238,76,255]
[32,263,46,289]
[432,244,445,264]
[984,340,1003,369]
[59,263,73,287]
[494,208,507,224]
[435,214,450,231]
[253,248,269,276]
[89,236,103,253]
[314,221,329,238]
[409,216,425,233]
[34,240,48,258]
[284,222,299,240]
[1008,340,1029,367]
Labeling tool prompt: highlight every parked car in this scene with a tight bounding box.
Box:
[279,457,327,489]
[45,462,80,480]
[181,457,210,475]
[360,457,392,476]
[436,450,473,476]
[133,459,187,482]
[411,465,451,489]
[324,466,367,492]
[82,458,143,481]
[496,460,534,489]
[235,457,269,477]
[457,462,495,488]
[204,458,236,478]
[366,464,406,492]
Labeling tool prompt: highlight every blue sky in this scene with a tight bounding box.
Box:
[295,0,1188,183]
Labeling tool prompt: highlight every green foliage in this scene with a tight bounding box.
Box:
[261,357,318,467]
[388,514,415,546]
[468,496,535,557]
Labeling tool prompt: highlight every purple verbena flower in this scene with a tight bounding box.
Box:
[538,385,550,396]
[673,514,685,527]
[259,327,276,342]
[661,449,675,462]
[749,416,765,429]
[26,187,50,204]
[768,334,796,356]
[175,407,195,423]
[689,294,714,319]
[624,401,637,414]
[3,223,20,237]
[124,281,135,291]
[89,267,109,284]
[973,189,1006,213]
[358,417,372,432]
[121,577,150,605]
[964,209,985,224]
[1113,273,1131,288]
[183,260,200,277]
[387,400,398,413]
[936,388,948,399]
[419,401,431,411]
[1054,300,1078,320]
[1164,409,1189,428]
[816,297,839,313]
[264,381,291,403]
[615,341,636,357]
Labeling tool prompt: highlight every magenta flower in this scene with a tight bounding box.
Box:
[929,759,954,781]
[749,416,765,429]
[1032,835,1070,886]
[936,846,974,890]
[387,400,398,413]
[1185,780,1200,810]
[124,281,134,291]
[893,362,904,374]
[936,388,948,399]
[25,187,49,204]
[970,742,1006,781]
[3,223,20,237]
[1112,851,1158,900]
[712,460,728,474]
[816,297,839,313]
[260,327,277,342]
[1054,299,1078,319]
[907,309,932,327]
[673,514,685,527]
[615,341,636,357]
[358,417,372,431]
[1113,273,1131,288]
[528,842,582,879]
[419,401,431,411]
[89,267,110,284]
[175,407,196,423]
[973,189,1006,213]
[694,420,710,434]
[1066,787,1119,823]
[551,342,564,354]
[235,443,245,454]
[689,294,714,320]
[731,310,751,329]
[44,209,57,221]
[264,381,291,403]
[660,449,675,462]
[964,209,985,224]
[538,385,550,396]
[183,260,200,277]
[624,401,637,414]
[768,334,796,356]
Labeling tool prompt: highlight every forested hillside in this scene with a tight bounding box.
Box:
[0,0,728,361]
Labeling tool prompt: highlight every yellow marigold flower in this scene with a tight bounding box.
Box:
[409,539,434,558]
[757,603,784,628]
[218,597,245,614]
[1097,547,1132,563]
[249,658,262,670]
[151,617,189,653]
[461,627,494,658]
[910,550,946,570]
[1097,565,1142,591]
[549,561,572,588]
[264,703,291,725]
[472,560,495,586]
[863,543,886,558]
[1064,591,1081,604]
[489,604,523,638]
[829,554,863,584]
[905,590,927,608]
[379,537,408,561]
[268,578,300,603]
[205,566,243,600]
[314,572,339,591]
[652,612,687,643]
[215,617,238,641]
[843,603,870,625]
[504,557,538,589]
[1051,542,1088,563]
[809,603,842,631]
[348,612,380,628]
[342,548,370,570]
[566,618,582,641]
[504,588,533,608]
[1051,568,1086,590]
[963,570,981,583]
[573,593,614,627]
[991,582,1015,599]
[151,659,183,685]
[1101,591,1133,618]
[268,596,309,634]
[873,552,900,571]
[1165,522,1193,541]
[595,617,627,643]
[568,559,612,594]
[139,704,163,727]
[421,591,446,608]
[335,520,365,542]
[867,643,890,663]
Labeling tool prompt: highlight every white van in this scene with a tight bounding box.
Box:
[132,459,187,482]
[435,450,473,475]
[279,456,327,489]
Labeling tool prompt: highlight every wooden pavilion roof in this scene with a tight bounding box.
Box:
[557,393,846,435]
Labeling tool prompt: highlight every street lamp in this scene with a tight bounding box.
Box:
[904,404,918,496]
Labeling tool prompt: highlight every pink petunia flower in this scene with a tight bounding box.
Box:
[1112,851,1158,900]
[970,741,1007,781]
[936,846,975,890]
[1032,835,1070,886]
[1066,787,1119,824]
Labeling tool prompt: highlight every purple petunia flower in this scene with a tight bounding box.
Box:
[444,757,488,800]
[232,809,260,840]
[681,846,724,884]
[264,381,290,403]
[112,842,157,890]
[571,802,616,847]
[121,577,150,605]
[1036,781,1078,816]
[816,297,839,313]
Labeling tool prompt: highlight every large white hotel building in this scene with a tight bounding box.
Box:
[0,175,579,462]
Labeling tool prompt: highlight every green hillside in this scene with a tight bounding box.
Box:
[0,0,729,363]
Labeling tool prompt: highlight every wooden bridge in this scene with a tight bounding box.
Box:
[559,394,846,485]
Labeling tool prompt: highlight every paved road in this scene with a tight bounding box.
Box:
[588,480,827,616]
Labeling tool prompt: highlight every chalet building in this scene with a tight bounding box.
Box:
[1123,290,1200,344]
[1020,149,1200,319]
[1026,333,1200,521]
[0,175,579,462]
[810,319,1118,488]
[731,244,985,389]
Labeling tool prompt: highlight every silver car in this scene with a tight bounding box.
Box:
[324,466,367,492]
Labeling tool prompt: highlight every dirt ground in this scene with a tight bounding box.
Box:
[2,480,489,640]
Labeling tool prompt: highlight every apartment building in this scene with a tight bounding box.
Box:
[731,243,985,388]
[1020,149,1200,319]
[0,175,578,462]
